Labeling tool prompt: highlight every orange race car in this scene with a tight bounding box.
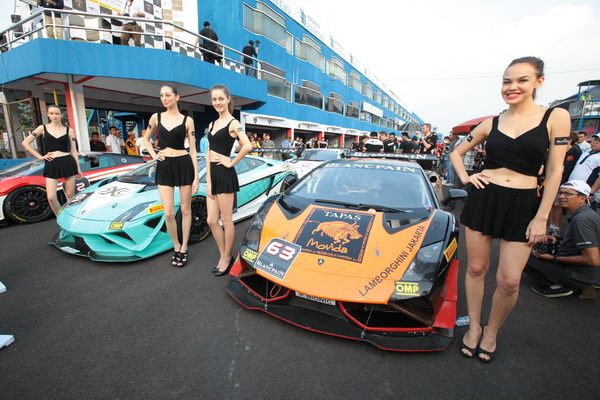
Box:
[226,155,467,351]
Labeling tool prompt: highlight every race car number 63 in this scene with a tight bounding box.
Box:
[265,241,297,261]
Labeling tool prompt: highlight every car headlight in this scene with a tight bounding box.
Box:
[241,196,277,253]
[112,201,156,224]
[390,242,443,300]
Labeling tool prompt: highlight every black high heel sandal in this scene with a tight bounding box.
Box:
[214,256,235,276]
[171,251,180,266]
[176,251,188,268]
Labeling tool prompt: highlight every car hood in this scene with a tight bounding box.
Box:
[60,181,159,222]
[253,203,439,304]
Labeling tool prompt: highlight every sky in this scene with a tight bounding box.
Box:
[296,0,600,134]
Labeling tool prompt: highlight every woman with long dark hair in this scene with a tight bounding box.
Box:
[22,105,82,216]
[143,85,198,267]
[450,57,569,363]
[205,84,252,276]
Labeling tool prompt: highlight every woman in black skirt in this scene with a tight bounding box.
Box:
[22,105,82,216]
[450,57,569,363]
[143,85,198,267]
[206,84,251,276]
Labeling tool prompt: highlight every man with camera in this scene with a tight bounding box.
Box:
[119,0,145,47]
[525,180,600,298]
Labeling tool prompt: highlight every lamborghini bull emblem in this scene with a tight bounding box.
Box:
[294,207,375,263]
[311,221,362,245]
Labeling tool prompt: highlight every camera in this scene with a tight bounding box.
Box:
[255,40,260,45]
[533,240,560,255]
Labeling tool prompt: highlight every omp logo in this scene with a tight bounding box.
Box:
[311,221,362,245]
[394,282,420,297]
[109,222,124,230]
[243,249,257,261]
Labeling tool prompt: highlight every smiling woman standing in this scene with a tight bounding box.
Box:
[450,57,570,363]
[22,105,82,217]
[143,85,198,267]
[205,84,252,276]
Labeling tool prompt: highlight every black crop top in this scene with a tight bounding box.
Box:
[483,108,553,177]
[207,119,236,157]
[157,113,187,150]
[43,125,70,153]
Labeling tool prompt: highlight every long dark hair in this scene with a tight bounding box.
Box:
[210,84,234,114]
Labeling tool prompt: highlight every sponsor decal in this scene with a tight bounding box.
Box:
[60,246,80,254]
[295,291,336,306]
[554,137,569,146]
[294,208,374,263]
[148,204,164,214]
[443,238,458,262]
[393,281,421,297]
[255,238,301,280]
[358,224,427,297]
[242,248,258,263]
[466,134,474,142]
[322,163,417,173]
[109,222,124,230]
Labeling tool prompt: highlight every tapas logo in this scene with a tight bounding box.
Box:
[294,207,374,263]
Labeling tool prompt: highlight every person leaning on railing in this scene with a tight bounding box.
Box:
[39,0,64,40]
[118,0,145,47]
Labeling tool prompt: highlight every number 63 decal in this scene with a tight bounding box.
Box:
[265,241,297,261]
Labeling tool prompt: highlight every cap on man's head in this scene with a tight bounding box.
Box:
[560,180,591,196]
[592,133,600,139]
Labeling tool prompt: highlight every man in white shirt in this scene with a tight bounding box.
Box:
[105,126,125,154]
[118,0,145,47]
[136,129,153,155]
[575,131,591,154]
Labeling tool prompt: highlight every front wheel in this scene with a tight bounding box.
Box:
[177,197,211,244]
[4,185,53,224]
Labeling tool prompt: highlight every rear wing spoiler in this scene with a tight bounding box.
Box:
[346,152,438,161]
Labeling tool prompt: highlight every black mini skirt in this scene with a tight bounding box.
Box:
[155,154,195,187]
[460,182,540,242]
[210,162,239,194]
[43,155,78,179]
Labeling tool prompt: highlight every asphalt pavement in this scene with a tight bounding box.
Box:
[0,199,599,399]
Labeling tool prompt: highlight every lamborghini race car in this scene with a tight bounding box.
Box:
[226,156,467,351]
[50,155,296,262]
[0,153,146,226]
[283,148,350,178]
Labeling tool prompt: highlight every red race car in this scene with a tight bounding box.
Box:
[0,153,147,226]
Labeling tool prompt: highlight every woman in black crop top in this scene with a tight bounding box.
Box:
[143,85,198,267]
[22,104,82,217]
[205,84,252,276]
[450,57,570,363]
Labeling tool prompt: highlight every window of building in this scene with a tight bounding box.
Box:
[362,82,373,98]
[348,72,361,92]
[296,35,324,70]
[382,96,388,108]
[244,3,293,53]
[295,81,323,109]
[326,56,345,83]
[373,90,381,104]
[326,92,344,115]
[261,64,292,101]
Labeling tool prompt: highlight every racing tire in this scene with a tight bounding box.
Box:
[4,185,53,224]
[177,197,211,244]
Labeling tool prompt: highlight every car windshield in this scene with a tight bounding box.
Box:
[300,150,343,161]
[286,161,435,210]
[0,159,45,177]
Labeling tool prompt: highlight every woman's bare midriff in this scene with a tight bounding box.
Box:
[161,148,188,157]
[480,167,538,189]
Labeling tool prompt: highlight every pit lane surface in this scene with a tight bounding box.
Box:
[0,203,599,399]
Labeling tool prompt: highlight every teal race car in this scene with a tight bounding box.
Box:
[50,155,295,262]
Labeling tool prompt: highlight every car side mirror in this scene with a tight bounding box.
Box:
[441,188,468,206]
[281,174,298,192]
